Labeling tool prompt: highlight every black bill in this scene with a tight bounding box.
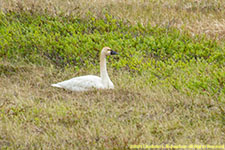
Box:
[110,50,118,55]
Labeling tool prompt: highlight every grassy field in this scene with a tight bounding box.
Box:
[0,0,225,149]
[1,0,225,41]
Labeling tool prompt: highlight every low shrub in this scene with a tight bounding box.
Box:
[0,12,224,98]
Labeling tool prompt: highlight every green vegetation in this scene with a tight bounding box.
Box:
[0,0,225,149]
[1,12,224,98]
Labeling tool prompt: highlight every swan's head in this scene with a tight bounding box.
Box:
[101,47,118,56]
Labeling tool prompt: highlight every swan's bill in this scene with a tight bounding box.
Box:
[110,50,118,55]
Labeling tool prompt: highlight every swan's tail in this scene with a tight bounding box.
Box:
[51,84,62,88]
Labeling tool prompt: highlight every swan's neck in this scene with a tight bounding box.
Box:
[100,54,111,85]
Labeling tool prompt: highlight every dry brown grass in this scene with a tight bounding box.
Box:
[1,0,225,41]
[0,61,224,149]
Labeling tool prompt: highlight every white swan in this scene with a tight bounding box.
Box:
[51,47,118,91]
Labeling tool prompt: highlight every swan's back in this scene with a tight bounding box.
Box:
[51,75,105,91]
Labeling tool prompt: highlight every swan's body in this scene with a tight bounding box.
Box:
[51,47,118,91]
[51,75,113,91]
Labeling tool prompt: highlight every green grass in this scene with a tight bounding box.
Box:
[0,1,225,149]
[1,0,225,41]
[0,12,224,97]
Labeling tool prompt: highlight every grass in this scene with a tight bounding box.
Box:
[0,62,224,149]
[0,0,225,149]
[1,0,225,41]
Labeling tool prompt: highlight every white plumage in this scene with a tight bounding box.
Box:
[51,47,118,91]
[51,75,105,91]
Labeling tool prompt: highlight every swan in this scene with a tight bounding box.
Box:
[51,47,118,91]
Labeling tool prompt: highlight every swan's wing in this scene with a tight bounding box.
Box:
[52,75,104,91]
